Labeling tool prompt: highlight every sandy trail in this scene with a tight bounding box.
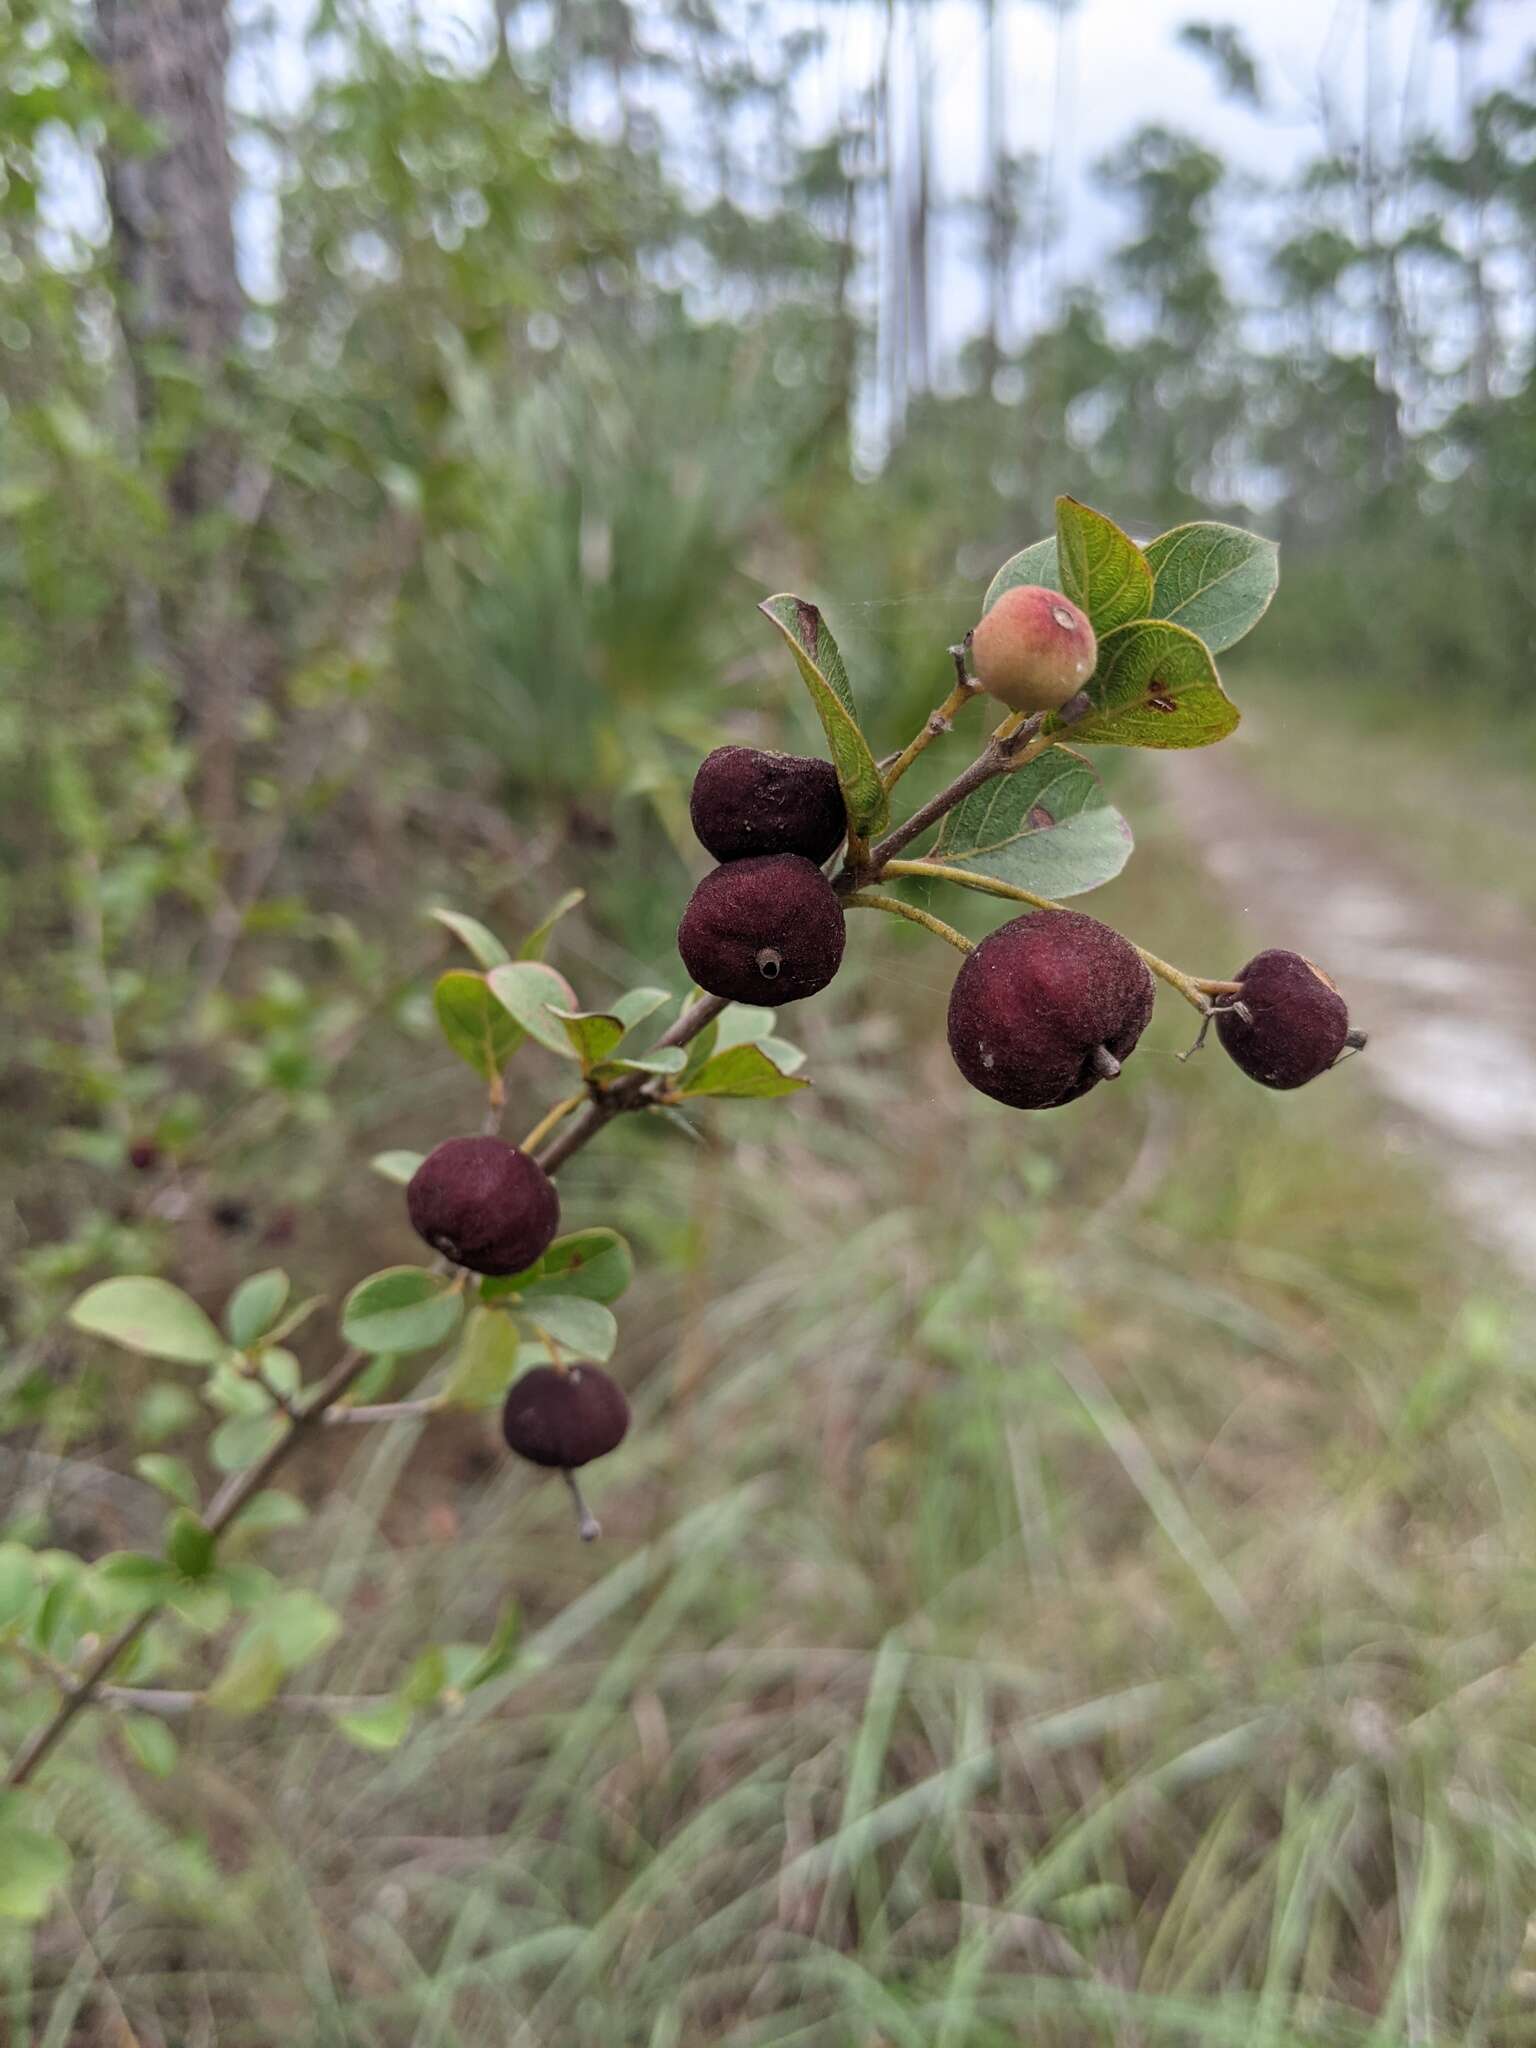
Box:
[1163,738,1536,1280]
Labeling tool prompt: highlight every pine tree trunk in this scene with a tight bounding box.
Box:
[96,0,246,835]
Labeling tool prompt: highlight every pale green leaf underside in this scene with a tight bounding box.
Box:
[932,749,1134,897]
[758,596,888,837]
[982,535,1060,615]
[1056,618,1240,750]
[1143,521,1279,654]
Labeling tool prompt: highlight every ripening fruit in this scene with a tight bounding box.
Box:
[947,909,1155,1110]
[690,745,847,865]
[970,585,1097,713]
[1216,949,1355,1090]
[677,852,845,1005]
[502,1363,630,1470]
[407,1136,560,1276]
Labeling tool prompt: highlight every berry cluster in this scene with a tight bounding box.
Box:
[405,1136,629,1521]
[677,585,1365,1109]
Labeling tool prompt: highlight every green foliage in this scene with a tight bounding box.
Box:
[1065,618,1240,749]
[758,597,889,838]
[1055,496,1154,633]
[342,1270,463,1357]
[932,749,1133,897]
[69,1279,228,1368]
[433,970,523,1083]
[1143,522,1280,652]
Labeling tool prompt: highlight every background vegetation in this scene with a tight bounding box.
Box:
[2,0,1534,2039]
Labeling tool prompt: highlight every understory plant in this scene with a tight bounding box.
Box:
[2,495,1366,1919]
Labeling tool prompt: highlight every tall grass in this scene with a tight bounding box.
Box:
[12,781,1533,2047]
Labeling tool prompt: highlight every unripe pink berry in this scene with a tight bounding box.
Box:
[970,585,1097,713]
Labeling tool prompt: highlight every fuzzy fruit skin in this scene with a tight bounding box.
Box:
[971,585,1098,713]
[407,1136,560,1276]
[947,909,1155,1110]
[677,852,845,1006]
[690,745,847,865]
[502,1363,630,1469]
[1216,949,1350,1090]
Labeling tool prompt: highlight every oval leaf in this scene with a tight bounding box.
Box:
[1143,521,1279,653]
[547,1006,625,1070]
[0,1824,70,1921]
[441,1305,523,1409]
[431,907,510,969]
[758,596,888,838]
[371,1150,424,1187]
[434,970,524,1081]
[1058,618,1240,750]
[518,889,585,961]
[70,1277,227,1367]
[518,1228,635,1306]
[1055,497,1154,634]
[515,1295,618,1363]
[225,1269,290,1351]
[342,1268,463,1356]
[485,961,581,1059]
[931,747,1134,897]
[677,1043,809,1101]
[982,534,1061,615]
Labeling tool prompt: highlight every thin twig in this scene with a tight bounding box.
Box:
[879,647,982,795]
[844,891,973,954]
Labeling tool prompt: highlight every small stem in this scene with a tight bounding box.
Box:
[519,1093,583,1156]
[844,891,973,955]
[885,861,1219,1015]
[323,1398,441,1426]
[858,716,1056,875]
[880,653,982,795]
[534,993,728,1174]
[563,1469,601,1543]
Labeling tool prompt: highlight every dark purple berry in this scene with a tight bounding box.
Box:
[1216,949,1354,1090]
[407,1136,559,1277]
[947,909,1155,1110]
[501,1363,630,1469]
[677,853,845,1006]
[689,746,847,864]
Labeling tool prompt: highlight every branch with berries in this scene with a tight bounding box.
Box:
[29,497,1366,1818]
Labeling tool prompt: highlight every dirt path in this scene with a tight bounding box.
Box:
[1162,738,1536,1281]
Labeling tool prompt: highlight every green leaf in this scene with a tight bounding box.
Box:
[165,1510,216,1582]
[121,1714,179,1778]
[714,1005,777,1050]
[69,1276,228,1367]
[230,1588,341,1679]
[461,1602,522,1690]
[224,1269,290,1350]
[210,1410,285,1475]
[135,1384,200,1444]
[439,1306,522,1409]
[678,1018,719,1085]
[431,907,510,970]
[610,987,670,1030]
[982,535,1060,615]
[231,1490,308,1536]
[931,747,1134,898]
[433,970,524,1081]
[518,889,585,961]
[1054,497,1154,634]
[758,596,888,838]
[0,1824,70,1920]
[757,1036,806,1074]
[1060,618,1240,750]
[335,1696,413,1751]
[133,1454,197,1507]
[371,1150,424,1187]
[520,1229,634,1306]
[0,1545,35,1631]
[95,1553,178,1614]
[401,1646,448,1707]
[485,962,581,1060]
[342,1268,463,1356]
[677,1042,810,1101]
[548,1005,625,1069]
[206,1635,285,1715]
[1144,520,1279,653]
[515,1295,619,1363]
[594,1046,688,1079]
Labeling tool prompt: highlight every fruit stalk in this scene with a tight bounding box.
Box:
[843,890,974,954]
[879,645,981,795]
